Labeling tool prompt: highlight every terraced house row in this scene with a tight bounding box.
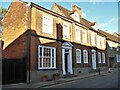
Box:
[2,0,119,84]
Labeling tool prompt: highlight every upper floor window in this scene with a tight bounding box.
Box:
[91,31,95,46]
[76,49,81,63]
[82,30,87,44]
[75,27,80,41]
[42,15,53,35]
[101,37,105,49]
[63,22,70,39]
[38,45,56,69]
[97,35,100,48]
[74,12,80,22]
[83,50,88,63]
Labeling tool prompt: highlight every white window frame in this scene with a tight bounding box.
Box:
[82,30,87,44]
[97,35,100,48]
[42,15,53,35]
[91,31,95,46]
[74,11,80,22]
[102,53,105,63]
[76,49,81,63]
[38,45,56,69]
[83,50,88,63]
[75,27,80,41]
[98,52,102,63]
[63,22,70,39]
[100,37,105,49]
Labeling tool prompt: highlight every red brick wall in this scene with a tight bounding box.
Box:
[2,1,28,59]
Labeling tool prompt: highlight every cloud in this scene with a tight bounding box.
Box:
[99,18,118,29]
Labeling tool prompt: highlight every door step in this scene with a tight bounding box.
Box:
[62,73,77,78]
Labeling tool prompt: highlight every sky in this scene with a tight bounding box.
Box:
[0,0,119,34]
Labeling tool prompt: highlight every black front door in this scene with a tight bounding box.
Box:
[65,53,68,73]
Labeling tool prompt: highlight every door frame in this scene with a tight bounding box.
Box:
[62,42,73,75]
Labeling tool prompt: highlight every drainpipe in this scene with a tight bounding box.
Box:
[26,2,32,84]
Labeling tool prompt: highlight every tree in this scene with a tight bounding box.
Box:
[0,7,7,32]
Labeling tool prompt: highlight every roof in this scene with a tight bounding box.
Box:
[54,3,97,31]
[17,1,106,37]
[99,30,120,43]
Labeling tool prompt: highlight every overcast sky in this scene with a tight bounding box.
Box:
[0,0,119,34]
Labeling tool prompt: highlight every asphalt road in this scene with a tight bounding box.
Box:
[43,70,119,88]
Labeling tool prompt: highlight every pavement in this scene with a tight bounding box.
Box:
[2,68,116,89]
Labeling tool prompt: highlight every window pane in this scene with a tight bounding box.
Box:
[76,49,81,63]
[83,50,88,63]
[38,46,56,69]
[42,15,53,35]
[63,23,70,39]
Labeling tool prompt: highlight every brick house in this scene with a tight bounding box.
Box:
[2,0,108,83]
[99,30,120,67]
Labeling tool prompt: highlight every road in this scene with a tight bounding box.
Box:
[42,70,119,88]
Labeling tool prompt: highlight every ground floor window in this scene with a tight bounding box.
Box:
[83,50,88,63]
[98,52,101,63]
[102,53,105,63]
[76,49,81,63]
[38,45,56,69]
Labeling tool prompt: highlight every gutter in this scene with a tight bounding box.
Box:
[26,2,32,84]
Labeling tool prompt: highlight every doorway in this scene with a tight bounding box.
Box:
[62,42,73,75]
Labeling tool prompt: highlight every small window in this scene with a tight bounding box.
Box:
[74,12,80,22]
[102,53,105,63]
[98,52,101,63]
[38,46,56,69]
[83,50,88,63]
[76,49,81,63]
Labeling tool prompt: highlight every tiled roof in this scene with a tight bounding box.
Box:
[54,3,96,31]
[99,30,120,43]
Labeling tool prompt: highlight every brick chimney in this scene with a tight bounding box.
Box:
[72,4,82,17]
